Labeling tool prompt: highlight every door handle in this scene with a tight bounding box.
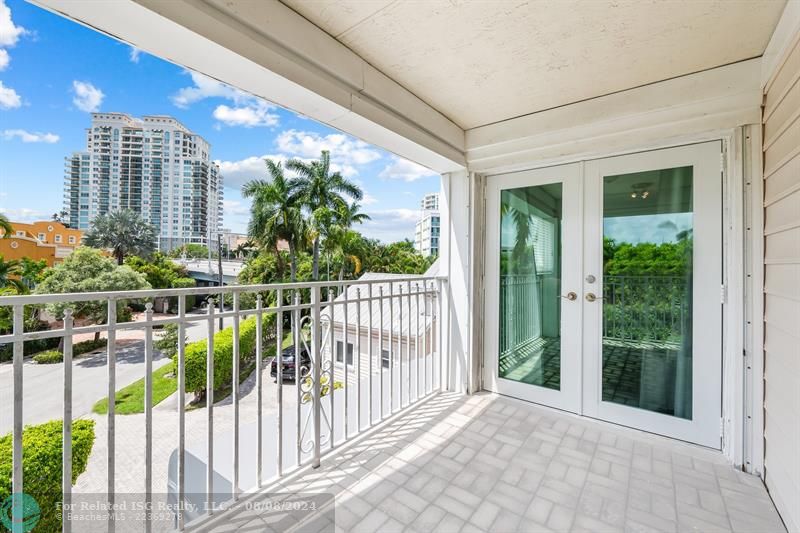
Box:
[585,292,604,302]
[559,292,578,301]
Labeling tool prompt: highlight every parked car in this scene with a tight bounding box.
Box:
[270,345,311,381]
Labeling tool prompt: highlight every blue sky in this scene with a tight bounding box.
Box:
[0,0,440,241]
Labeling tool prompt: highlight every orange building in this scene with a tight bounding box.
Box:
[0,220,84,266]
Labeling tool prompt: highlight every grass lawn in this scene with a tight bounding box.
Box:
[91,332,294,415]
[92,363,176,415]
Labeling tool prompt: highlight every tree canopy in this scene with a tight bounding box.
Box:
[34,247,150,323]
[125,253,189,289]
[83,209,157,265]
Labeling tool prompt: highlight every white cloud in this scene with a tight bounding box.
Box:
[216,151,362,190]
[0,48,8,71]
[359,208,420,243]
[2,129,59,143]
[0,80,20,109]
[379,155,438,182]
[0,0,26,48]
[71,80,104,112]
[171,71,281,129]
[361,192,378,205]
[213,102,279,128]
[171,71,249,108]
[215,154,297,190]
[129,46,142,63]
[276,130,381,176]
[0,207,47,223]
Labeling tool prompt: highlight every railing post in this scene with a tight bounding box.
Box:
[176,295,186,530]
[293,291,301,467]
[438,279,444,392]
[206,299,215,516]
[367,284,373,427]
[62,308,74,533]
[231,292,240,500]
[311,285,322,469]
[355,288,362,433]
[276,288,283,477]
[255,294,263,487]
[144,302,154,533]
[106,299,116,531]
[12,304,23,533]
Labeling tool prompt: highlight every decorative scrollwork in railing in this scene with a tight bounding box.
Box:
[298,314,335,454]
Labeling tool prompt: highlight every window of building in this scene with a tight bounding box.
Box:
[37,233,46,241]
[381,349,390,369]
[68,236,76,244]
[54,234,62,243]
[335,341,354,366]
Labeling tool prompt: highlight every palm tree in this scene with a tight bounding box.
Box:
[0,213,13,238]
[327,202,371,280]
[242,160,307,282]
[287,150,363,280]
[0,256,26,293]
[83,209,157,264]
[233,241,253,260]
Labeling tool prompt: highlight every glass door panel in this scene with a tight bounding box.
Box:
[499,183,562,390]
[484,163,582,413]
[601,167,694,419]
[583,142,722,448]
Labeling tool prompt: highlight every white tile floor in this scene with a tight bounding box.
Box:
[200,392,786,533]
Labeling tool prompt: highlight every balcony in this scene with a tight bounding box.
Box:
[0,276,786,532]
[0,276,447,531]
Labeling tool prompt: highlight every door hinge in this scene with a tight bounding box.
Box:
[720,284,727,304]
[720,417,725,439]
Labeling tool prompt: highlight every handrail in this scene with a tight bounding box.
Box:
[0,274,447,306]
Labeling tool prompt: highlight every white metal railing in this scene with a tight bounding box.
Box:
[0,275,448,531]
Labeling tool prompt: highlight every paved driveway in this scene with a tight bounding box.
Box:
[0,339,172,435]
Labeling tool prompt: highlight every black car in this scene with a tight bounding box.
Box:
[270,345,311,381]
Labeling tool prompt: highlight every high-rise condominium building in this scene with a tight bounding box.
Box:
[64,113,223,251]
[414,193,440,257]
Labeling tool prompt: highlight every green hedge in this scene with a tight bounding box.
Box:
[175,314,276,396]
[74,338,107,355]
[0,420,95,533]
[33,350,63,364]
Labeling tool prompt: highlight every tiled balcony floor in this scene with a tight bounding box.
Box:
[201,392,786,533]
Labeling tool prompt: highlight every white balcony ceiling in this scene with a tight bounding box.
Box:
[275,0,785,129]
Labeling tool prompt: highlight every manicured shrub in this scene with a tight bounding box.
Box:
[74,338,107,355]
[0,419,95,533]
[33,350,63,364]
[175,313,276,397]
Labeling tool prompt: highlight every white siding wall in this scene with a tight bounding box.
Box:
[762,28,800,533]
[325,324,437,387]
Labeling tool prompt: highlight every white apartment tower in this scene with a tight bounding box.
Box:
[64,113,223,251]
[414,193,440,257]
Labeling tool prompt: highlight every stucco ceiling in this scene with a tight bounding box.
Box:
[277,0,785,130]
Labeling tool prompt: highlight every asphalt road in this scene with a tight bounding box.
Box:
[0,313,236,436]
[0,340,172,435]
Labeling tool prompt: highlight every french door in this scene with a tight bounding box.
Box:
[483,142,722,448]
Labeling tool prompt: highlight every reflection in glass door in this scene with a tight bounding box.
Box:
[499,183,562,390]
[583,141,722,448]
[484,163,582,413]
[600,167,694,419]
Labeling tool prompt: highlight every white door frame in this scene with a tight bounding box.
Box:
[483,163,584,413]
[582,141,723,449]
[483,142,724,449]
